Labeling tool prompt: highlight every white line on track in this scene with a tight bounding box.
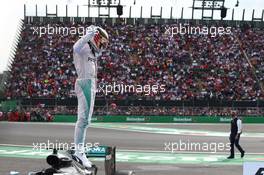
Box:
[0,143,34,148]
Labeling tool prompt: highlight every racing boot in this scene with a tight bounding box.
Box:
[74,152,92,168]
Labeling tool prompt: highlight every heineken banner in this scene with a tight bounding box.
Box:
[53,115,264,123]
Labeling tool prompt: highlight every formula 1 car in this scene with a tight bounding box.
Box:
[28,146,135,175]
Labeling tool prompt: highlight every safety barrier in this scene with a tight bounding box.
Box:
[53,115,264,123]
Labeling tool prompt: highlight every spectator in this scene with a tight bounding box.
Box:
[5,22,264,101]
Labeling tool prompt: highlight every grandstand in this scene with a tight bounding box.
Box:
[2,17,264,117]
[1,1,263,118]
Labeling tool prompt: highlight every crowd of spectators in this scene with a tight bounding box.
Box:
[0,109,53,122]
[4,21,264,102]
[8,105,261,117]
[238,27,264,88]
[1,106,262,121]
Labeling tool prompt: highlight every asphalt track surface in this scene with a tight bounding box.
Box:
[0,122,264,175]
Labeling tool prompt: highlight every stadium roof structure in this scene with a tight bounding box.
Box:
[23,0,264,22]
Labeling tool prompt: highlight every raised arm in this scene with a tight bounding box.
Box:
[73,26,97,54]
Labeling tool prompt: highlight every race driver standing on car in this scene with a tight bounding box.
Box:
[73,25,109,168]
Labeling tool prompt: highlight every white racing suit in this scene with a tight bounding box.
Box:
[73,26,101,155]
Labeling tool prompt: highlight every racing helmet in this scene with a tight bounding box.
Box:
[90,26,109,52]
